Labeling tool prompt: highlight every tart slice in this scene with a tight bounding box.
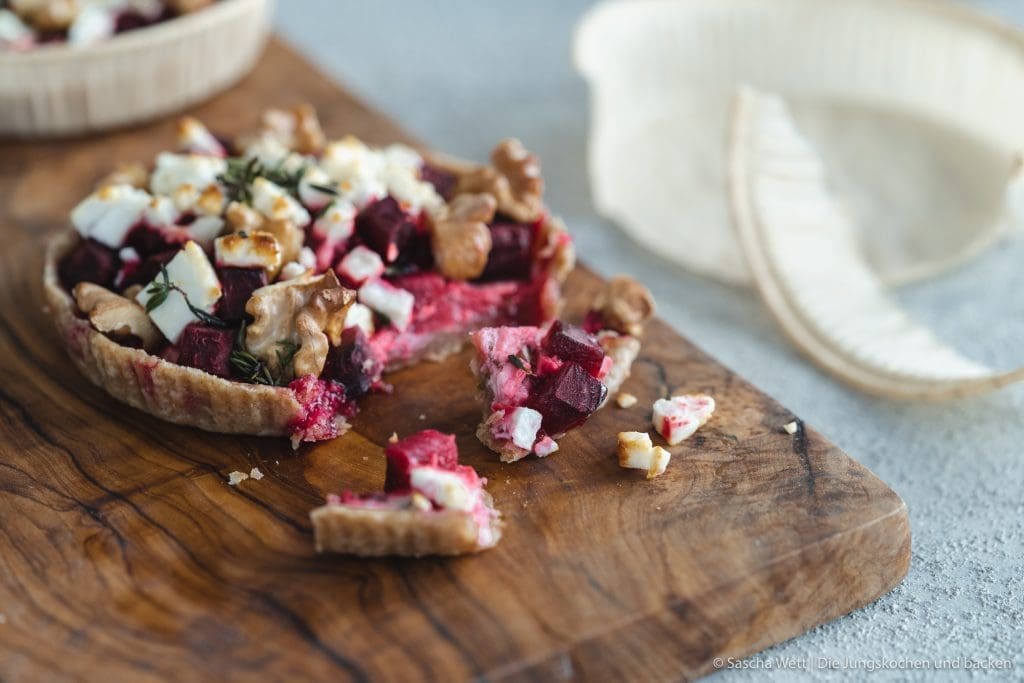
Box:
[44,105,574,444]
[311,430,502,556]
[469,277,653,462]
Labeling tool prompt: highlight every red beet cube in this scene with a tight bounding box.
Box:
[384,429,458,492]
[541,321,605,377]
[59,239,119,290]
[356,196,416,263]
[322,327,377,399]
[526,362,607,436]
[479,222,534,281]
[420,164,457,201]
[177,324,234,378]
[125,224,187,257]
[217,267,268,323]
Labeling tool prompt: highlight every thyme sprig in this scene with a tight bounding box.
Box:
[217,155,312,205]
[144,265,226,327]
[508,354,533,374]
[229,323,300,387]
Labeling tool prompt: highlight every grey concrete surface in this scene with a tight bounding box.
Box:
[275,2,1023,680]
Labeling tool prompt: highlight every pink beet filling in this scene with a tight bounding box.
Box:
[384,429,459,492]
[287,376,356,443]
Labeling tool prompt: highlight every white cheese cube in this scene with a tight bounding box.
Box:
[71,184,151,248]
[144,196,179,228]
[409,467,475,511]
[312,201,356,242]
[358,279,414,332]
[251,177,311,227]
[652,394,715,445]
[337,246,384,284]
[298,246,316,269]
[136,241,222,343]
[646,447,671,479]
[507,407,542,451]
[244,134,290,167]
[384,162,444,216]
[150,152,226,200]
[0,10,33,49]
[344,303,375,336]
[214,231,282,275]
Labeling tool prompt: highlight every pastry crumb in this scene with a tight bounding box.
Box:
[0,614,6,624]
[249,467,264,481]
[227,471,249,486]
[418,413,426,421]
[388,432,399,443]
[783,420,799,435]
[615,392,638,408]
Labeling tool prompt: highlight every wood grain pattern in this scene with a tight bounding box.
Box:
[0,39,910,681]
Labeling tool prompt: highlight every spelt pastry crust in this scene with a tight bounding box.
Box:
[44,231,301,436]
[311,492,502,557]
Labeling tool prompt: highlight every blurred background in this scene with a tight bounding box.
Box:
[274,1,1023,680]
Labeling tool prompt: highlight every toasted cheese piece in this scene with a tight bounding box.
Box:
[150,152,227,214]
[251,177,311,227]
[136,241,222,343]
[71,184,151,248]
[214,230,282,277]
[617,431,671,479]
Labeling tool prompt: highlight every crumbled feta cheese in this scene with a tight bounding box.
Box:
[358,279,414,332]
[136,241,222,344]
[227,471,248,485]
[783,420,799,435]
[616,392,638,409]
[243,133,291,167]
[617,431,671,479]
[251,177,310,227]
[343,302,375,336]
[312,201,357,243]
[279,261,309,281]
[68,5,114,45]
[298,246,316,269]
[249,467,264,481]
[506,407,542,451]
[187,215,225,250]
[144,196,179,228]
[214,231,282,275]
[337,245,384,284]
[71,184,151,248]
[383,161,444,216]
[150,152,226,198]
[298,165,336,210]
[177,116,226,157]
[534,436,559,457]
[409,467,475,511]
[652,394,715,445]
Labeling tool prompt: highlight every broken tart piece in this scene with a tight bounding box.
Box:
[311,430,502,557]
[44,105,573,444]
[469,277,653,462]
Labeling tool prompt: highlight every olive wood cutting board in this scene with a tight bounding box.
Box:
[0,39,910,682]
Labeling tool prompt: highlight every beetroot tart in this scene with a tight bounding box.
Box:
[311,430,502,557]
[469,277,654,462]
[44,105,574,445]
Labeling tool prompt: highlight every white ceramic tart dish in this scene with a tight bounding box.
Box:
[575,0,1024,287]
[0,0,271,137]
[44,105,574,445]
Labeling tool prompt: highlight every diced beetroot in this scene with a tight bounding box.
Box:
[322,327,378,399]
[217,267,267,323]
[384,429,458,492]
[121,250,178,290]
[114,10,155,33]
[420,164,457,201]
[583,309,606,335]
[356,196,416,263]
[541,321,606,377]
[59,239,119,290]
[177,324,234,378]
[526,362,607,436]
[125,224,188,257]
[478,222,534,282]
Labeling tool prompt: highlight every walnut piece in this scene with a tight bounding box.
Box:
[10,0,76,31]
[166,0,213,14]
[245,271,353,380]
[73,283,161,350]
[225,201,303,265]
[97,162,149,191]
[454,139,545,223]
[259,104,326,155]
[593,276,655,336]
[430,193,495,280]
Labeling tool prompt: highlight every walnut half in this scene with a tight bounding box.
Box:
[73,283,161,350]
[593,276,655,337]
[245,271,353,380]
[430,193,495,280]
[454,139,545,224]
